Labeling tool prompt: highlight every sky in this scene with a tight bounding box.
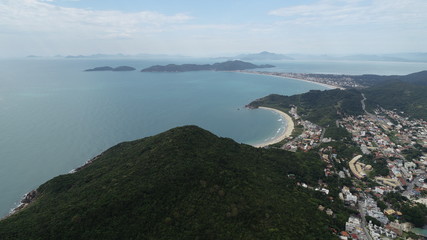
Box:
[0,0,426,57]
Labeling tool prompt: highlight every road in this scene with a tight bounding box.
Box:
[403,174,427,198]
[361,93,376,118]
[358,195,374,240]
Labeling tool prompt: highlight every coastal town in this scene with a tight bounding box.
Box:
[239,70,366,89]
[266,96,427,239]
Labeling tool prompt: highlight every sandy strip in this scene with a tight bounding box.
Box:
[235,70,344,90]
[253,107,294,148]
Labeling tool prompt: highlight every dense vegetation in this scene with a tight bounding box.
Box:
[249,71,427,123]
[323,126,352,141]
[318,141,361,161]
[0,126,347,240]
[344,70,427,87]
[382,192,427,227]
[363,81,427,120]
[398,70,427,86]
[360,155,389,177]
[141,60,274,72]
[249,89,364,127]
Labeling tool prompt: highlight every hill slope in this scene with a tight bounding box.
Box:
[248,89,364,127]
[248,78,427,124]
[351,70,427,87]
[141,60,274,72]
[400,70,427,85]
[363,81,427,119]
[0,126,345,240]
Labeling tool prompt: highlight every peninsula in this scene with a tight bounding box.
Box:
[84,66,136,71]
[141,60,274,72]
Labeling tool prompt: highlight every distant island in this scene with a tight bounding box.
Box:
[84,66,136,72]
[141,60,274,72]
[235,51,294,61]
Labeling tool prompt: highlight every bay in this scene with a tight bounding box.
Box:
[0,58,426,217]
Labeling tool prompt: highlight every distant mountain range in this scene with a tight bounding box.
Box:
[234,51,294,61]
[286,53,427,62]
[64,53,189,59]
[214,52,427,62]
[84,66,136,72]
[25,52,427,62]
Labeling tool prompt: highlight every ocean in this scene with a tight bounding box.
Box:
[1,58,426,217]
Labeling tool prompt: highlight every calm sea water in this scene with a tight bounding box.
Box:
[1,58,426,217]
[412,227,427,237]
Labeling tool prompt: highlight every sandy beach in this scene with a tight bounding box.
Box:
[235,70,344,90]
[253,107,294,148]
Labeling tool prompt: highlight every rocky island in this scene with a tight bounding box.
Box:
[85,66,136,71]
[141,60,274,72]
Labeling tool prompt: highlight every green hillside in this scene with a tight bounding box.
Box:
[0,126,346,240]
[248,79,427,124]
[140,60,274,72]
[248,89,364,127]
[363,81,427,119]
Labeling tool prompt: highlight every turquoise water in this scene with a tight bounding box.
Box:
[1,58,426,217]
[412,227,427,237]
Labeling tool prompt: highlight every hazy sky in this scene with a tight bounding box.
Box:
[1,0,426,57]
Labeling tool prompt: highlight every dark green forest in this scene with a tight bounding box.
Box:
[0,126,348,240]
[363,81,427,120]
[249,89,364,127]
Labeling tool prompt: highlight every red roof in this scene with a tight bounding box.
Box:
[398,177,407,186]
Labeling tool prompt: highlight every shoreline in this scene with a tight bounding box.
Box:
[4,153,104,219]
[252,107,295,148]
[235,70,345,90]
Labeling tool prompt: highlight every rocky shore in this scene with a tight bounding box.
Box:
[5,153,104,218]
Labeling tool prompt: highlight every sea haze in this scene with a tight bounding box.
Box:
[1,58,427,217]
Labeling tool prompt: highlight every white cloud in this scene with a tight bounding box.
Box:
[0,0,425,56]
[0,0,192,38]
[269,0,427,26]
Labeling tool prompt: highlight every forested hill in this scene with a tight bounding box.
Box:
[351,70,427,87]
[398,70,427,86]
[248,89,364,127]
[141,60,274,72]
[363,81,427,120]
[0,126,347,240]
[248,78,427,124]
